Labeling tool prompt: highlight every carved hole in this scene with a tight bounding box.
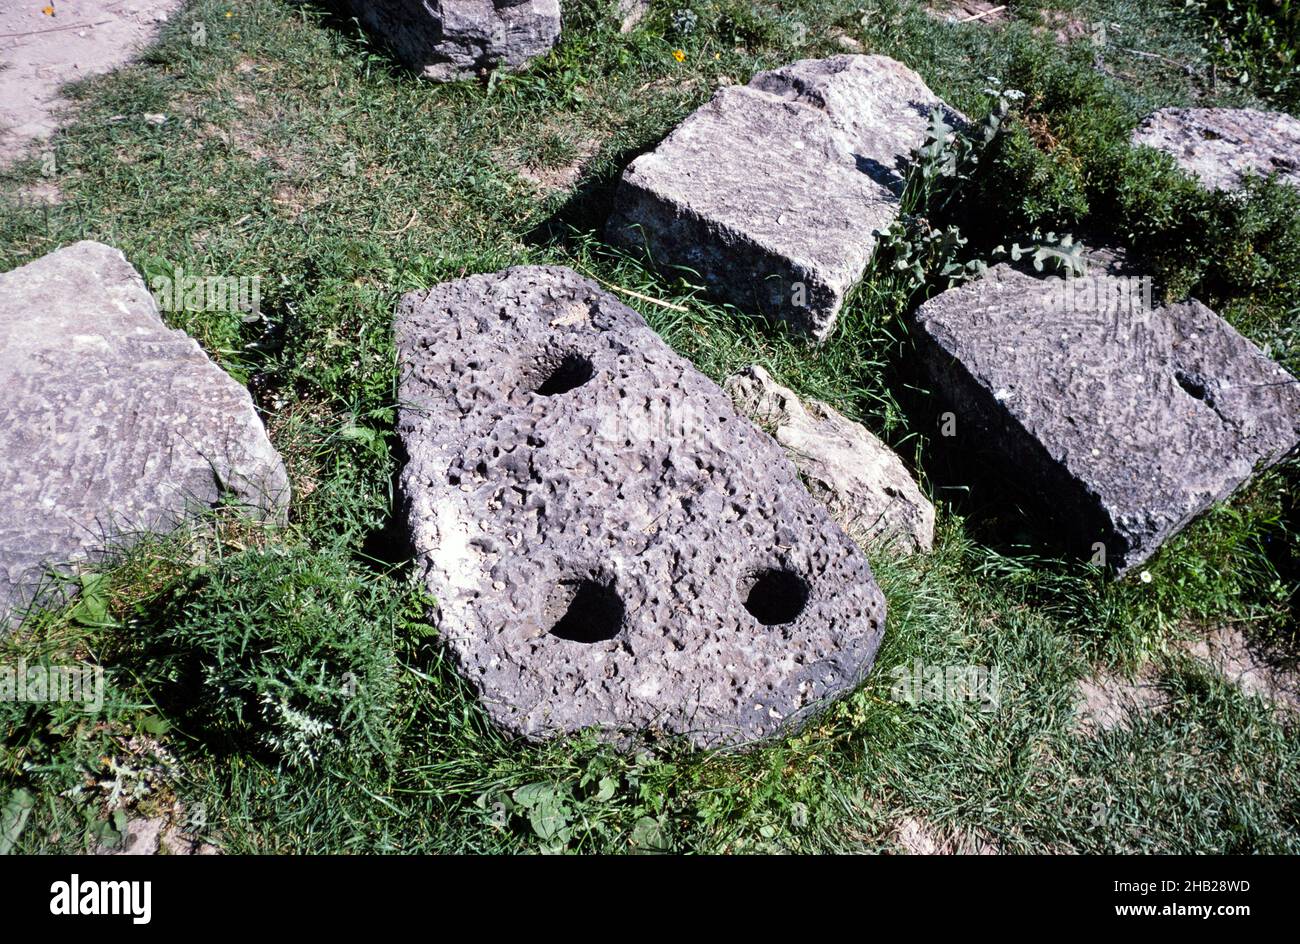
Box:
[535,352,594,397]
[1175,370,1208,402]
[547,578,623,643]
[739,567,809,626]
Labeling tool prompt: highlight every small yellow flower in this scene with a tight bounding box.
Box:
[225,9,233,16]
[672,49,686,62]
[42,4,55,15]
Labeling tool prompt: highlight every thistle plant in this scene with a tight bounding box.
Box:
[876,80,1084,297]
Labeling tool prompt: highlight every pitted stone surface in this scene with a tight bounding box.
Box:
[341,0,561,80]
[608,55,962,340]
[725,365,935,552]
[912,264,1300,574]
[0,242,289,626]
[1131,108,1300,191]
[396,265,886,746]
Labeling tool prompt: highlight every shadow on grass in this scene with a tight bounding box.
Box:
[297,0,425,86]
[359,431,415,574]
[522,141,645,250]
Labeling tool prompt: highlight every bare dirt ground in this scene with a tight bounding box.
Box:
[95,802,220,856]
[1074,663,1169,734]
[1075,624,1300,734]
[892,816,1000,854]
[0,0,183,167]
[1185,624,1300,715]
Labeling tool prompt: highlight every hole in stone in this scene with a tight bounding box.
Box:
[535,352,594,396]
[548,579,624,643]
[1174,370,1208,402]
[740,567,809,626]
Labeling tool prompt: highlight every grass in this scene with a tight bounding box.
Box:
[1185,0,1300,107]
[0,0,1297,853]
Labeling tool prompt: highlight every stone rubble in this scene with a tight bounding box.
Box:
[725,365,935,552]
[341,0,561,81]
[1131,107,1300,192]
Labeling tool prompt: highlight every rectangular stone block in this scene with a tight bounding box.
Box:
[911,265,1300,574]
[724,365,935,552]
[0,242,289,627]
[340,0,561,80]
[1132,107,1300,192]
[608,55,962,340]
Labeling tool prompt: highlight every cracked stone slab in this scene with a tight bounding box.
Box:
[341,0,561,80]
[724,365,934,552]
[911,264,1300,574]
[396,265,886,746]
[0,242,289,626]
[1131,107,1300,191]
[608,55,962,340]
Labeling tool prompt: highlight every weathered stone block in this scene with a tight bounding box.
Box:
[725,365,935,552]
[0,241,289,626]
[396,266,885,746]
[1132,107,1300,191]
[615,0,650,33]
[911,264,1300,573]
[608,55,961,340]
[341,0,561,81]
